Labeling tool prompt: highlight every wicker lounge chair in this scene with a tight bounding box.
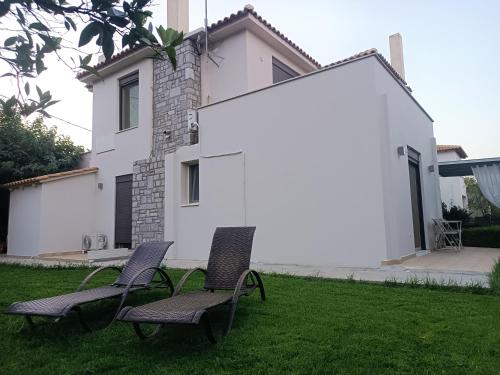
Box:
[116,227,265,343]
[6,241,174,331]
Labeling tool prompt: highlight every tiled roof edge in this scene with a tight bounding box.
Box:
[77,5,321,80]
[2,167,98,189]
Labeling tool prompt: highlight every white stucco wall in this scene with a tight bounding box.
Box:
[38,174,97,253]
[245,30,309,91]
[7,173,97,256]
[167,58,390,267]
[437,151,468,208]
[201,31,248,106]
[89,59,153,246]
[166,56,440,267]
[7,185,41,256]
[201,30,313,106]
[373,61,441,258]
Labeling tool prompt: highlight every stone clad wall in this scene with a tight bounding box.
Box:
[131,156,164,245]
[131,39,201,248]
[153,40,201,154]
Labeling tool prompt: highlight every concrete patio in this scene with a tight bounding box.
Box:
[401,247,500,273]
[1,246,498,287]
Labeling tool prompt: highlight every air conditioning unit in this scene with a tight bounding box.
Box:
[82,233,108,252]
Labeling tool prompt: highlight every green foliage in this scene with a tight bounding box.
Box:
[0,0,183,116]
[1,265,500,374]
[489,260,500,295]
[465,177,492,217]
[0,109,84,184]
[462,225,500,248]
[442,202,471,223]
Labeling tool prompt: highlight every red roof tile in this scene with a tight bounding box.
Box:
[437,145,468,158]
[324,48,408,87]
[76,44,146,79]
[2,167,98,189]
[208,5,321,68]
[77,5,321,80]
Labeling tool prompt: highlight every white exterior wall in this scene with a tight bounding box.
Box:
[245,30,309,91]
[373,61,441,258]
[167,58,389,267]
[437,151,468,208]
[165,57,440,266]
[201,30,311,105]
[7,186,42,256]
[89,59,153,246]
[7,173,96,256]
[38,174,97,253]
[201,31,248,106]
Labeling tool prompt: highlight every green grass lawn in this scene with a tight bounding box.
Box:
[0,264,499,375]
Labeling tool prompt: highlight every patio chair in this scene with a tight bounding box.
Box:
[6,241,174,331]
[433,218,463,251]
[116,227,265,343]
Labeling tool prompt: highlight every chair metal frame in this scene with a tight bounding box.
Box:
[433,218,463,251]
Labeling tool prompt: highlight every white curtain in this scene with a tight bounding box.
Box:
[472,164,500,208]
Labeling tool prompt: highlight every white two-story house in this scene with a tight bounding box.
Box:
[5,2,442,267]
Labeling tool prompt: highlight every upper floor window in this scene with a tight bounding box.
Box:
[272,57,299,84]
[119,72,139,130]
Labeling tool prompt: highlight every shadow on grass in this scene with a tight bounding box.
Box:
[9,290,258,354]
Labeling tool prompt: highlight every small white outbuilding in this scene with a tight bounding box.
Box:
[4,168,97,256]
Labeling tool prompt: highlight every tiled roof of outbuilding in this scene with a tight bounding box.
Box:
[2,167,98,189]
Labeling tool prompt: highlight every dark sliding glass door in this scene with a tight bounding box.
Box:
[408,149,426,250]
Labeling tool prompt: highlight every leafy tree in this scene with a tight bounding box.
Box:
[0,107,84,184]
[0,0,183,116]
[465,177,491,217]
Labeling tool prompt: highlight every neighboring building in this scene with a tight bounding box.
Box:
[3,3,442,267]
[437,145,468,209]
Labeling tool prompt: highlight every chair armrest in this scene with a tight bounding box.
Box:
[76,266,122,292]
[232,269,265,303]
[173,268,206,296]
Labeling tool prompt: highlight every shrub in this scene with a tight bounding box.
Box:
[442,202,471,224]
[462,225,500,248]
[490,260,500,295]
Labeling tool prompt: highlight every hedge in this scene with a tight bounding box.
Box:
[462,225,500,248]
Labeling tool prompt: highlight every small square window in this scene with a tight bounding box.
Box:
[188,163,199,203]
[119,72,139,130]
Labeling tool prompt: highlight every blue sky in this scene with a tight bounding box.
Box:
[4,1,499,159]
[184,0,499,159]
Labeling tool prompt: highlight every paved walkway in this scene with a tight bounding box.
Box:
[1,247,498,287]
[401,247,500,273]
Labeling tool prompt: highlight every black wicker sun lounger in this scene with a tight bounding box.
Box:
[116,227,265,343]
[6,241,174,331]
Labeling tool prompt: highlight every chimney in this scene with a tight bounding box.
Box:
[389,33,405,80]
[167,0,189,33]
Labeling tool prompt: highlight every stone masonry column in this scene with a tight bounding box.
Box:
[131,39,201,248]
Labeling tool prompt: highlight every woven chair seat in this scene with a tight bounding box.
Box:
[118,291,234,324]
[7,286,139,317]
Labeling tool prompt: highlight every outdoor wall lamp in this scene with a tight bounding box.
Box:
[397,146,407,157]
[163,130,172,140]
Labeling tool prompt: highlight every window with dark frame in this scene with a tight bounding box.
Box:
[272,57,299,83]
[188,163,199,204]
[119,72,139,131]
